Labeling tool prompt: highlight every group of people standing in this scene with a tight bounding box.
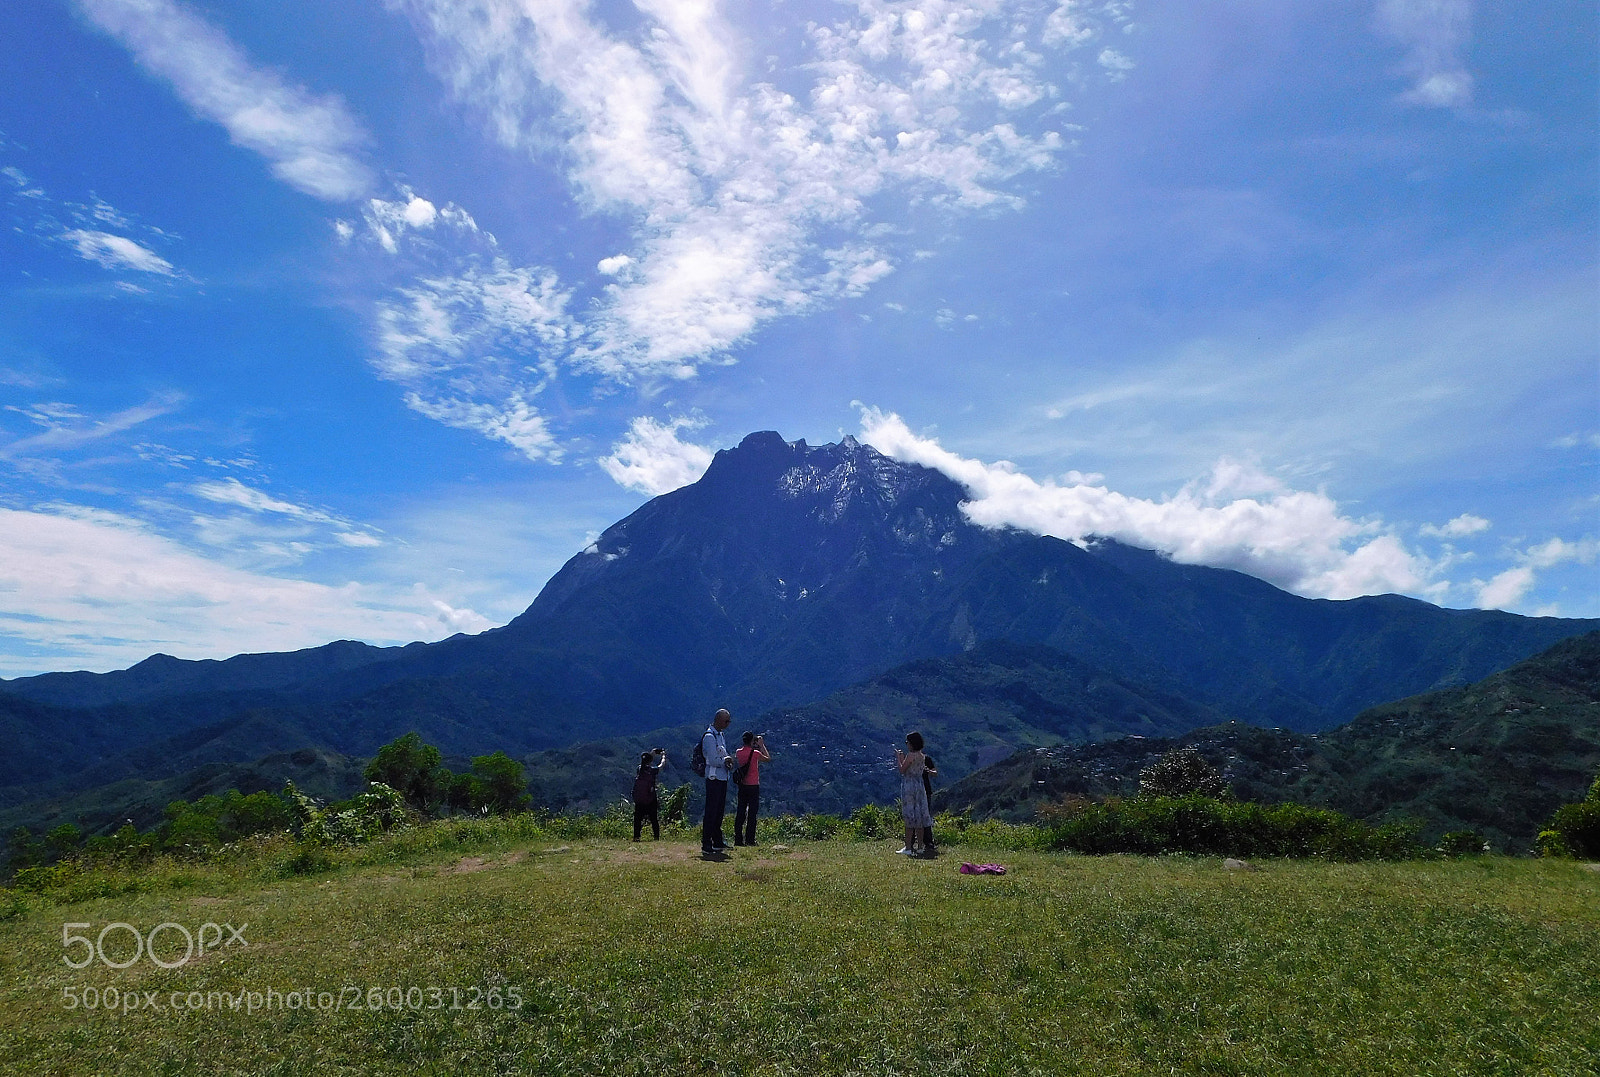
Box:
[694,708,770,854]
[629,708,937,858]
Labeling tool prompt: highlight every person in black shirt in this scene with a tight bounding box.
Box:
[632,748,666,841]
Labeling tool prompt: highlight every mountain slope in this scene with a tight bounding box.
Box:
[937,632,1600,849]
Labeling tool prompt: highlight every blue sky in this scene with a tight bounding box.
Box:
[0,0,1594,676]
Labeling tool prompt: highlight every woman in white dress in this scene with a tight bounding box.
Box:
[895,731,935,856]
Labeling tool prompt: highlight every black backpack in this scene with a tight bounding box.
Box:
[732,747,754,786]
[691,735,708,778]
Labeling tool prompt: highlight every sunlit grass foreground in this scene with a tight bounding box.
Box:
[1,815,1596,1076]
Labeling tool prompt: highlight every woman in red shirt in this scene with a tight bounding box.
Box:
[733,731,771,846]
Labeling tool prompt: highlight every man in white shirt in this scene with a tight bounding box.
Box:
[701,708,735,854]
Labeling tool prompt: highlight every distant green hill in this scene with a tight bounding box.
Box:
[937,632,1600,850]
[0,748,366,851]
[13,633,1598,855]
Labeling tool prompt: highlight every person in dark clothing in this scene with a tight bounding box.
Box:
[701,709,735,854]
[632,748,666,841]
[732,731,771,847]
[920,753,938,857]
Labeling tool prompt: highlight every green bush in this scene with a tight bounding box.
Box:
[1040,795,1422,860]
[802,814,846,841]
[1544,801,1600,859]
[661,783,691,824]
[1437,830,1487,857]
[1535,830,1570,858]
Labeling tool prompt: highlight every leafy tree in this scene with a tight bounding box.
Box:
[1138,748,1230,799]
[228,790,294,836]
[446,772,484,812]
[6,827,45,871]
[165,811,221,852]
[45,823,83,858]
[1589,767,1599,803]
[365,732,451,813]
[469,752,531,814]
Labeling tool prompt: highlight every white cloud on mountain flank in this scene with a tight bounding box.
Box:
[600,416,716,495]
[858,406,1434,601]
[75,0,374,200]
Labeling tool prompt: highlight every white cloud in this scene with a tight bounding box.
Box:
[388,0,1124,391]
[1097,47,1133,78]
[192,477,337,521]
[59,229,174,274]
[1420,513,1490,539]
[336,531,385,548]
[75,0,374,200]
[1,392,184,458]
[1376,0,1474,108]
[404,391,562,462]
[182,477,385,560]
[858,406,1433,600]
[430,598,494,634]
[600,416,716,496]
[368,221,573,461]
[0,505,447,676]
[1477,537,1600,610]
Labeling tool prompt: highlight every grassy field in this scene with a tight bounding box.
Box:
[1,828,1596,1076]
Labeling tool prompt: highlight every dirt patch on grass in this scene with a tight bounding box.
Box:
[452,857,489,874]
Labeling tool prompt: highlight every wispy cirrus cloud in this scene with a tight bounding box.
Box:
[1376,0,1474,108]
[79,0,1131,466]
[74,0,374,201]
[59,229,175,274]
[190,477,385,551]
[369,0,1131,455]
[1,392,185,459]
[3,160,183,280]
[858,406,1436,600]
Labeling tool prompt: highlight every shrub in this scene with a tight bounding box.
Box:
[6,827,45,871]
[802,814,845,841]
[1138,748,1230,799]
[661,783,691,824]
[1544,801,1600,859]
[1040,795,1421,860]
[1437,830,1488,857]
[1535,830,1570,858]
[848,804,892,838]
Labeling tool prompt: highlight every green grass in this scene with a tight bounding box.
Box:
[1,825,1596,1076]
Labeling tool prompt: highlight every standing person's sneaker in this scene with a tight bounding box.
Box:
[895,846,914,855]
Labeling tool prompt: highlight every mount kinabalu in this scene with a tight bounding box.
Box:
[2,432,1595,801]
